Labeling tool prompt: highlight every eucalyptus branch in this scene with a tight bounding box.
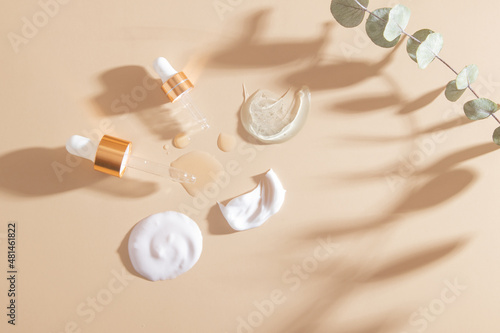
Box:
[331,0,500,139]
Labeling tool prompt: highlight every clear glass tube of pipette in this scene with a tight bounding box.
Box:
[178,93,209,131]
[127,155,196,183]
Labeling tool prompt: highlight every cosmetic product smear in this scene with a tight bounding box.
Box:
[173,132,191,149]
[171,151,224,197]
[65,135,195,183]
[241,86,311,143]
[128,211,202,281]
[218,169,286,231]
[217,133,237,152]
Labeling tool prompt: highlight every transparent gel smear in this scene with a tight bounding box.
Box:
[241,86,311,143]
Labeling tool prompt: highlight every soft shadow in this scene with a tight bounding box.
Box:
[206,204,237,235]
[92,177,159,198]
[333,94,402,113]
[364,238,468,282]
[311,168,476,238]
[341,117,469,143]
[284,41,400,91]
[0,146,159,197]
[341,142,493,183]
[332,86,443,115]
[92,65,166,116]
[117,227,143,279]
[397,86,444,115]
[210,9,333,68]
[395,168,475,213]
[418,116,470,135]
[422,143,499,175]
[0,147,104,196]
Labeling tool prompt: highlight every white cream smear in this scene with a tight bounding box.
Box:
[218,169,286,231]
[128,211,202,281]
[241,86,311,143]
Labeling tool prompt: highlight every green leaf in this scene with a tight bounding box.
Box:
[456,64,479,90]
[416,32,443,69]
[366,8,400,48]
[384,4,411,41]
[406,29,434,63]
[330,0,369,28]
[493,127,500,145]
[463,98,499,120]
[444,80,466,102]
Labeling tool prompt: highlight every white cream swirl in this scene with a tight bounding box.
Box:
[218,169,286,231]
[128,211,203,281]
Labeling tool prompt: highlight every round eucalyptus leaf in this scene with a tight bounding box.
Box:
[406,29,434,63]
[384,4,411,41]
[444,80,466,102]
[330,0,369,28]
[456,64,479,90]
[416,32,443,69]
[463,98,499,120]
[366,8,400,48]
[493,127,500,145]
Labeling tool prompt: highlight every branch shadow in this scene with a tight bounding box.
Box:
[363,238,468,282]
[284,41,401,91]
[397,86,444,115]
[210,9,333,69]
[276,235,467,333]
[342,142,497,183]
[331,85,444,115]
[394,168,475,213]
[421,143,499,175]
[341,116,470,144]
[0,147,158,197]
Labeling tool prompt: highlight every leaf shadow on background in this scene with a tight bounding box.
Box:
[280,169,474,332]
[310,168,476,239]
[275,236,467,333]
[421,143,499,175]
[0,147,158,197]
[278,294,402,333]
[340,116,470,144]
[333,93,403,113]
[397,86,444,115]
[331,85,443,114]
[339,142,495,183]
[362,238,468,282]
[209,9,333,69]
[284,40,401,91]
[394,168,475,213]
[92,66,183,141]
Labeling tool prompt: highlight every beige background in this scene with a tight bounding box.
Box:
[1,0,500,332]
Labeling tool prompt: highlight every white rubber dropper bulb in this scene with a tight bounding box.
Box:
[66,135,97,162]
[65,135,196,183]
[153,57,177,83]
